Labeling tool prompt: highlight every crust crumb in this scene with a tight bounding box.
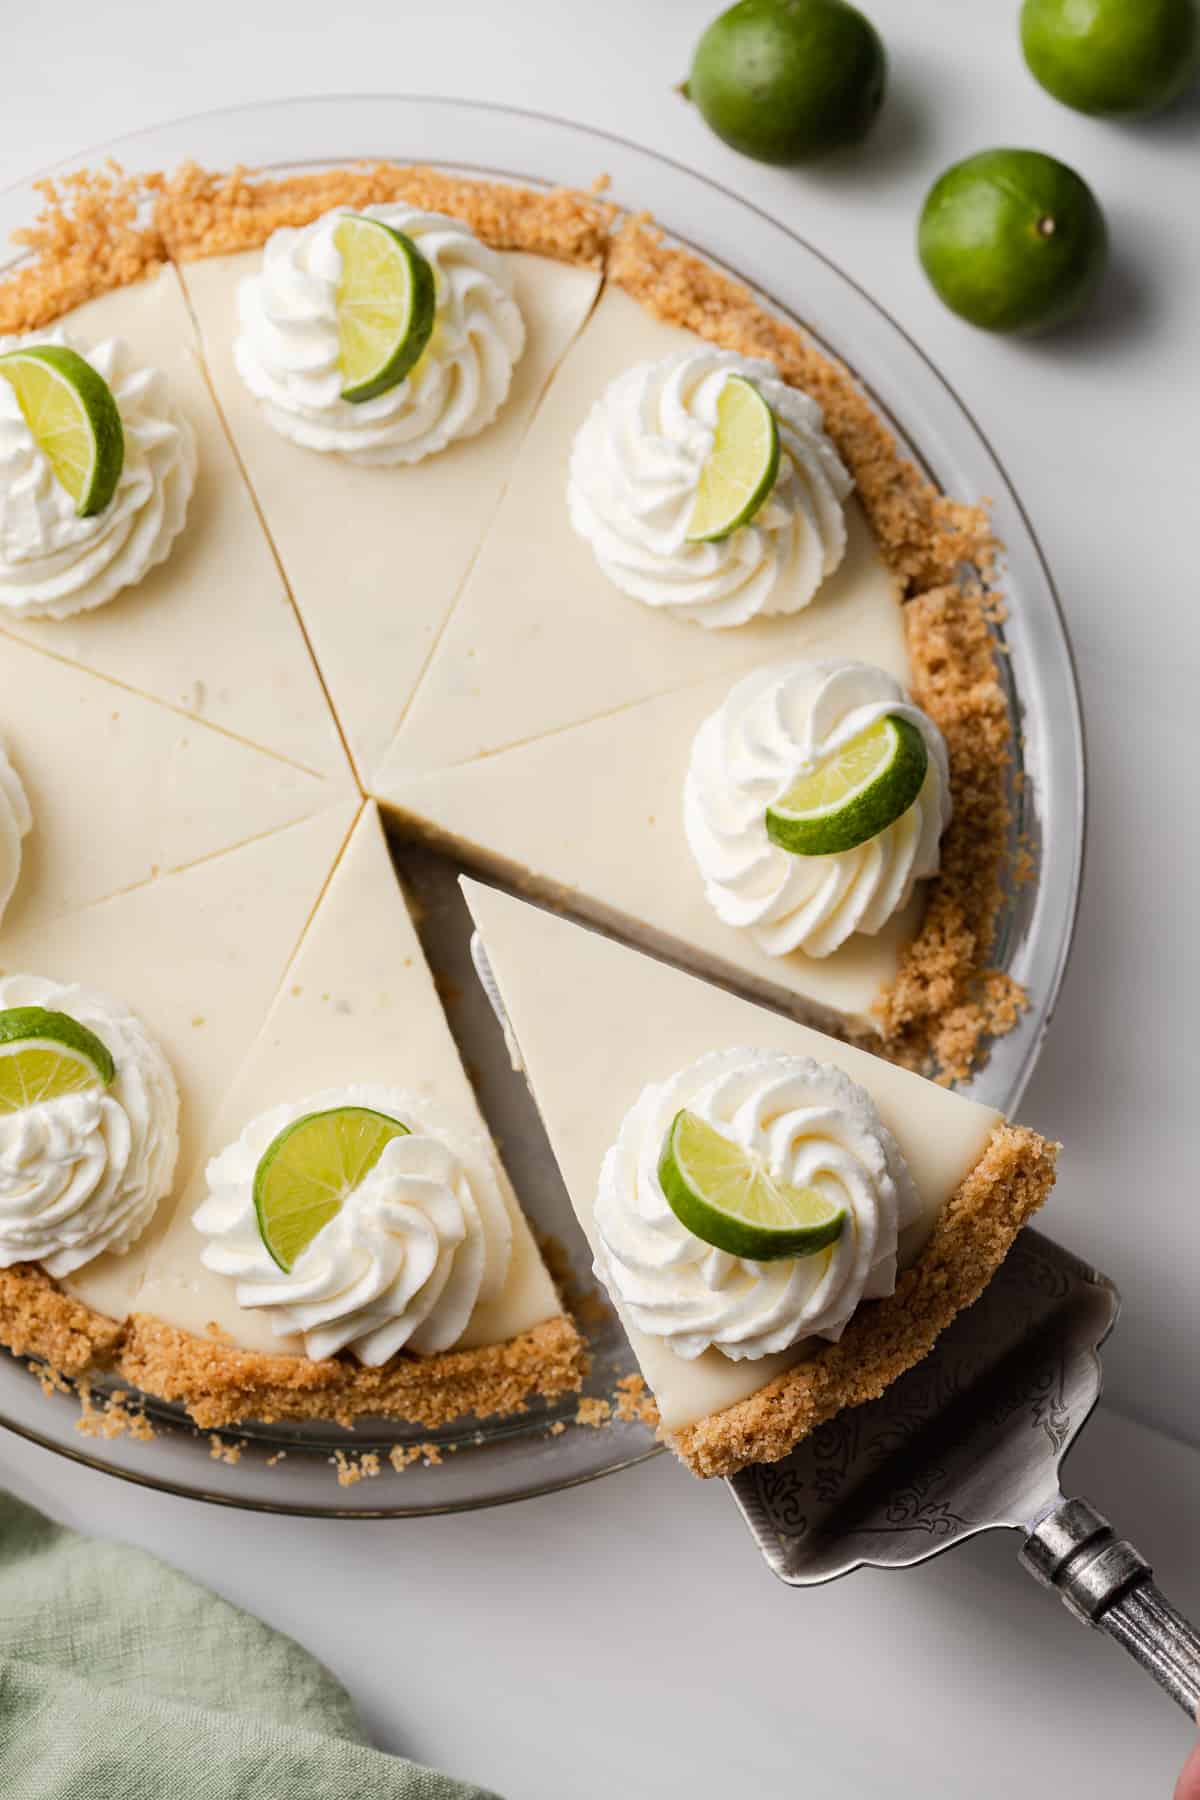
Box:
[156,162,615,267]
[575,1395,612,1428]
[74,1382,154,1443]
[208,1435,245,1466]
[118,1310,584,1431]
[671,1123,1058,1477]
[388,1441,446,1472]
[614,1372,659,1429]
[333,1449,381,1487]
[0,166,165,335]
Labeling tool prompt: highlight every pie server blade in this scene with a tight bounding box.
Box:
[726,1228,1200,1715]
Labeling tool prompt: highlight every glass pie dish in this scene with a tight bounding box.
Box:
[0,94,1085,1517]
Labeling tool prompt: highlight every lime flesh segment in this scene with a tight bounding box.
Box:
[659,1108,846,1261]
[334,215,437,404]
[253,1105,411,1272]
[765,713,928,857]
[0,345,124,517]
[686,375,781,542]
[0,1006,116,1114]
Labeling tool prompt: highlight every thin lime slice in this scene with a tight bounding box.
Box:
[658,1108,846,1261]
[0,345,124,517]
[334,215,437,404]
[0,1006,116,1114]
[765,714,928,857]
[685,374,780,543]
[253,1104,410,1271]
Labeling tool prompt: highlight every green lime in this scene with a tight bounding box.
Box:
[0,345,124,518]
[334,214,437,405]
[658,1108,846,1261]
[686,376,780,542]
[765,713,927,856]
[0,1006,116,1113]
[1022,0,1199,118]
[685,0,887,164]
[918,149,1107,335]
[253,1104,410,1271]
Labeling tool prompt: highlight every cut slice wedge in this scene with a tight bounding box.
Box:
[461,880,1057,1478]
[659,1107,846,1260]
[686,374,780,542]
[253,1103,410,1271]
[0,1005,115,1111]
[0,344,124,517]
[334,215,437,404]
[765,714,928,856]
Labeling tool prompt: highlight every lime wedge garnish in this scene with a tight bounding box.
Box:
[685,374,780,543]
[334,215,437,405]
[0,345,124,518]
[658,1108,846,1261]
[0,1006,116,1114]
[253,1104,411,1272]
[765,714,929,857]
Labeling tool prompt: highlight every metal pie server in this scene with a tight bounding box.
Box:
[728,1229,1200,1715]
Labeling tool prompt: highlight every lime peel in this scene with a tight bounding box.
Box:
[334,215,437,405]
[253,1104,411,1272]
[658,1107,846,1262]
[686,375,780,543]
[0,1006,116,1114]
[765,714,928,857]
[0,345,124,517]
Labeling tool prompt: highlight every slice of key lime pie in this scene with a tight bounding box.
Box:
[126,806,581,1426]
[0,162,1034,1446]
[464,880,1056,1477]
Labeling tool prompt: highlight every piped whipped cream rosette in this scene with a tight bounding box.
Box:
[685,659,951,958]
[193,1085,515,1363]
[0,328,197,621]
[567,348,852,627]
[0,976,180,1277]
[595,1048,919,1361]
[0,741,31,929]
[234,205,526,464]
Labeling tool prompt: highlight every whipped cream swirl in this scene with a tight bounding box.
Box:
[567,349,852,628]
[685,660,951,958]
[0,975,180,1277]
[595,1049,918,1361]
[194,1086,514,1363]
[0,741,31,928]
[0,328,197,621]
[235,205,526,464]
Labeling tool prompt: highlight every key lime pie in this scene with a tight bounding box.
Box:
[0,161,1046,1458]
[464,881,1056,1476]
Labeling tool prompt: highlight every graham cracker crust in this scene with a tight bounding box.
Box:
[153,161,615,267]
[0,164,1033,1439]
[0,1264,123,1374]
[671,1122,1058,1478]
[117,1310,585,1431]
[0,1267,584,1432]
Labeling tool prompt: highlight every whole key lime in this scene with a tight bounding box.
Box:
[685,0,887,164]
[1021,0,1199,118]
[918,148,1107,335]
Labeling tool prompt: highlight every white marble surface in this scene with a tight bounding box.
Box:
[2,1,1199,1793]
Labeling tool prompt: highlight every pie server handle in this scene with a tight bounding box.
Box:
[1020,1495,1200,1717]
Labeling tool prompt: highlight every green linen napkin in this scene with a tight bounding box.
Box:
[0,1490,499,1800]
